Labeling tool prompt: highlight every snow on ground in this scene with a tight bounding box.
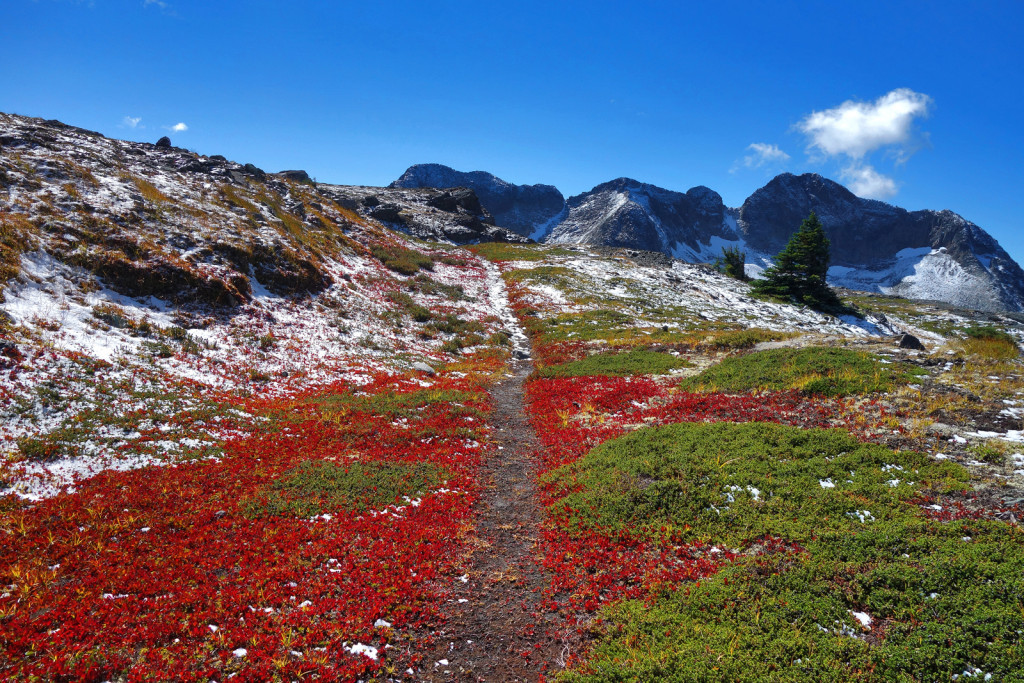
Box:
[507,250,900,338]
[0,237,516,499]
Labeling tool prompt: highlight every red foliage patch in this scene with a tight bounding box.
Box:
[0,371,495,681]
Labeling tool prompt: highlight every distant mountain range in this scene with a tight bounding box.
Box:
[392,164,1024,312]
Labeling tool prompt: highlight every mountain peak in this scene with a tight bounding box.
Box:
[390,164,565,239]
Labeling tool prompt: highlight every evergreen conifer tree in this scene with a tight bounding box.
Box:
[718,245,748,281]
[752,212,845,312]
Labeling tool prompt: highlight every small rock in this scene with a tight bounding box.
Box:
[412,362,436,376]
[155,136,171,148]
[514,350,530,360]
[897,333,926,350]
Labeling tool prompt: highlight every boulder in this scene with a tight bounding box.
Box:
[155,136,172,148]
[411,361,436,376]
[278,169,311,183]
[897,333,926,350]
[242,163,266,180]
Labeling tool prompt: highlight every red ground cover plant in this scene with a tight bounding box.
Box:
[0,362,502,681]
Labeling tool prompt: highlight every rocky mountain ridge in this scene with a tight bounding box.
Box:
[396,164,1024,313]
[390,163,566,240]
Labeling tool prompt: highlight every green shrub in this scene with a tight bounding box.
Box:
[961,325,1019,359]
[386,291,432,322]
[370,243,434,275]
[964,325,1015,344]
[309,387,485,420]
[467,243,577,262]
[16,436,64,461]
[537,348,691,378]
[549,423,1024,682]
[242,460,445,518]
[411,274,468,300]
[703,328,794,350]
[0,212,31,287]
[680,346,915,396]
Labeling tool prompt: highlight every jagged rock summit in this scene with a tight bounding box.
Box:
[546,177,734,255]
[390,163,566,240]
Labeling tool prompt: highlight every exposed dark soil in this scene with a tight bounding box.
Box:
[415,357,567,682]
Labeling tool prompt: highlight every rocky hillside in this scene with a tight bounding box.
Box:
[390,163,566,239]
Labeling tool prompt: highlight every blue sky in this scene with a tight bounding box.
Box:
[4,1,1023,261]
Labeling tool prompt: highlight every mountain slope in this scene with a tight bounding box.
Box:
[738,173,1024,312]
[390,163,566,239]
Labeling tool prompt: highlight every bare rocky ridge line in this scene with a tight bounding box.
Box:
[416,356,565,682]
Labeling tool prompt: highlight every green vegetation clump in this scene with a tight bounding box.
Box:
[15,436,63,461]
[528,309,634,346]
[546,421,969,542]
[309,387,486,420]
[386,291,432,322]
[243,460,445,518]
[370,243,434,275]
[964,325,1015,345]
[752,212,847,314]
[504,265,577,286]
[537,348,691,378]
[961,325,1019,360]
[701,328,795,350]
[467,242,578,262]
[549,422,1024,682]
[680,346,917,396]
[410,273,468,300]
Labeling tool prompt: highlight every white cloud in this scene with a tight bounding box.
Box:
[842,164,899,200]
[730,143,790,174]
[169,122,188,133]
[798,88,931,159]
[744,142,790,168]
[122,116,142,129]
[144,0,169,9]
